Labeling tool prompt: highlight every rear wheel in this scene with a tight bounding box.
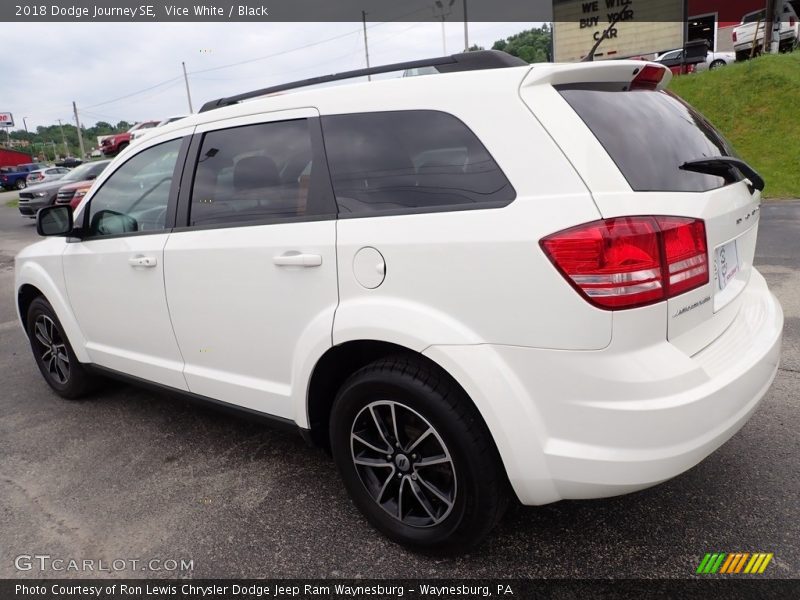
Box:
[330,356,509,553]
[709,59,726,70]
[26,297,96,399]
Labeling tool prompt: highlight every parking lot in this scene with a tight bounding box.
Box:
[0,188,798,579]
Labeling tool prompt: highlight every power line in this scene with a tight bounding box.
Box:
[82,76,184,109]
[71,10,432,114]
[187,8,429,76]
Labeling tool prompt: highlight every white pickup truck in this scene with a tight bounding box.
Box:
[733,0,800,60]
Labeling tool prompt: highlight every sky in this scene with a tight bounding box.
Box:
[3,21,540,135]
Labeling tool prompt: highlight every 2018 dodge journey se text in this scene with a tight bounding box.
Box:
[15,51,784,552]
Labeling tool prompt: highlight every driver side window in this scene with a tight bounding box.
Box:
[86,138,182,238]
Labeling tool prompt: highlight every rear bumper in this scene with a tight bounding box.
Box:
[424,269,783,505]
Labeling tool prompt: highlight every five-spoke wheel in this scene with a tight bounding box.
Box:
[331,356,509,552]
[31,314,70,384]
[351,400,457,527]
[26,296,95,399]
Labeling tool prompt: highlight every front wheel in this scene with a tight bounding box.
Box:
[330,356,509,553]
[709,59,726,70]
[15,179,26,190]
[26,297,96,399]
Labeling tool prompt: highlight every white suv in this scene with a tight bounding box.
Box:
[15,51,783,552]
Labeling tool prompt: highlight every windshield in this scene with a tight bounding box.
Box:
[743,10,766,23]
[61,163,95,182]
[558,87,741,192]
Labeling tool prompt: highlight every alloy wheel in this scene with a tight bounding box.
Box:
[350,400,457,527]
[32,315,70,385]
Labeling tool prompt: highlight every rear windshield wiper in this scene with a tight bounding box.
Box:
[679,157,765,192]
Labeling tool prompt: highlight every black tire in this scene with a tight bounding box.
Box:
[116,142,129,154]
[26,297,96,399]
[330,355,509,553]
[709,59,726,70]
[15,179,26,190]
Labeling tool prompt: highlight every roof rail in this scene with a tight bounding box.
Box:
[198,50,527,113]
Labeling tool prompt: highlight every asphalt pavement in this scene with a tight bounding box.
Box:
[0,189,798,579]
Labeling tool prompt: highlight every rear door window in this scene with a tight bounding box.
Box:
[188,119,334,227]
[558,87,741,192]
[321,110,515,216]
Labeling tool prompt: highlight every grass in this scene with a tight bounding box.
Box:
[669,52,800,199]
[4,198,18,208]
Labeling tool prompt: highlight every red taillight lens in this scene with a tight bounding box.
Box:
[732,31,738,42]
[659,217,708,296]
[541,216,708,310]
[631,64,667,90]
[790,17,796,27]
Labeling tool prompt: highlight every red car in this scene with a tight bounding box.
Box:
[54,159,111,210]
[100,121,159,156]
[55,180,94,211]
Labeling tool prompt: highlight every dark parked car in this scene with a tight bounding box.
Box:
[55,157,84,168]
[17,160,110,218]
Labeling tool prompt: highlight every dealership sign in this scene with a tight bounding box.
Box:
[553,0,685,62]
[0,112,14,127]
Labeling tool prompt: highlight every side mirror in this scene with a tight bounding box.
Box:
[36,205,73,236]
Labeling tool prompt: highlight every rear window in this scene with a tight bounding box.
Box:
[743,10,765,22]
[558,87,740,192]
[321,110,515,216]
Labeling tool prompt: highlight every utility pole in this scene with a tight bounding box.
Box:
[764,0,775,53]
[72,101,86,159]
[182,61,194,113]
[463,0,469,51]
[362,11,371,81]
[57,119,69,157]
[22,117,29,134]
[434,0,455,55]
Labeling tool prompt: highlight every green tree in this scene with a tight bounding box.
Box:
[3,120,130,159]
[492,24,552,63]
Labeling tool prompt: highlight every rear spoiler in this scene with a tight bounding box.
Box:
[521,60,672,91]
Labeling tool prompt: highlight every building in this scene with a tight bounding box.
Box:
[689,0,766,51]
[0,148,34,167]
[553,0,769,62]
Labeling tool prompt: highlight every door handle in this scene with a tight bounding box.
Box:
[128,255,157,268]
[273,252,323,267]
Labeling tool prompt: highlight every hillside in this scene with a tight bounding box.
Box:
[669,52,800,199]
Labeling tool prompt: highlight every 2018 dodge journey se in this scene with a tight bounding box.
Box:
[15,51,783,552]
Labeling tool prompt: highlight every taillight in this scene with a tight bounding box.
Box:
[732,31,738,42]
[630,64,667,90]
[541,216,708,310]
[791,17,796,27]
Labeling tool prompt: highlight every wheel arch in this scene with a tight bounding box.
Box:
[305,340,496,458]
[16,263,90,363]
[17,283,43,328]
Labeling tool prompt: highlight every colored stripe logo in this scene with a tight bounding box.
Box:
[696,552,773,574]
